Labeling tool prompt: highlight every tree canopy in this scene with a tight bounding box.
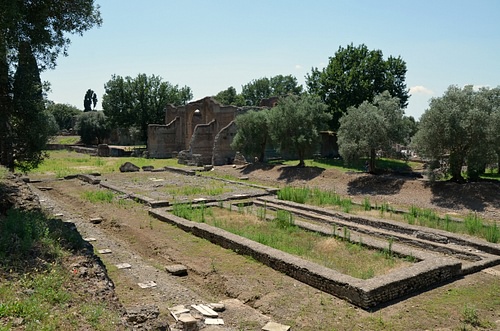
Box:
[337,91,405,172]
[213,86,245,106]
[46,102,81,131]
[84,89,98,111]
[0,0,102,170]
[231,109,270,162]
[102,73,193,143]
[413,85,500,181]
[306,43,409,130]
[267,94,331,167]
[241,74,303,106]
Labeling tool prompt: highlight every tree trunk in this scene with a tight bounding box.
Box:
[448,152,464,182]
[0,35,13,170]
[369,148,376,173]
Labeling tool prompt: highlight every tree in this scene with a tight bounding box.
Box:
[102,73,193,143]
[84,89,98,111]
[0,0,102,170]
[213,86,245,106]
[306,43,409,130]
[76,111,110,145]
[267,94,331,167]
[413,85,493,182]
[47,102,81,131]
[337,91,404,172]
[231,109,270,162]
[241,74,303,106]
[8,42,58,171]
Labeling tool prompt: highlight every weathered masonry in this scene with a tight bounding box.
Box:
[148,97,251,166]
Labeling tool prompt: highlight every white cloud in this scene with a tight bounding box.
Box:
[295,64,303,70]
[409,85,434,95]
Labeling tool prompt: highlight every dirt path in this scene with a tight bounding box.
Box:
[29,166,500,331]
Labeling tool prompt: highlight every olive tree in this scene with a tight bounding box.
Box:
[267,94,331,167]
[231,109,270,162]
[337,91,405,172]
[413,85,495,181]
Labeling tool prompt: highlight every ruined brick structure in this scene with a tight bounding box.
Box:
[148,97,248,166]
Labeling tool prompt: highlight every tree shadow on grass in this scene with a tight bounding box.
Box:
[424,180,500,213]
[277,165,325,183]
[347,174,407,196]
[239,163,326,184]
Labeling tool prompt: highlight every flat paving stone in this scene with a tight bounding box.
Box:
[115,263,132,269]
[98,249,112,254]
[262,321,291,331]
[138,281,157,289]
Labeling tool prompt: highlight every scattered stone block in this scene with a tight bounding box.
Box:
[120,162,140,172]
[64,174,78,180]
[177,313,198,331]
[262,321,291,331]
[90,217,103,224]
[54,213,64,217]
[83,237,97,242]
[38,186,53,191]
[78,174,101,184]
[125,305,159,324]
[138,281,157,289]
[208,303,225,312]
[191,304,218,318]
[168,305,191,321]
[142,165,154,171]
[205,318,224,325]
[165,264,188,276]
[116,263,132,269]
[238,176,249,180]
[98,249,112,254]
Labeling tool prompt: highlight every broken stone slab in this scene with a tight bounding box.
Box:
[168,305,190,321]
[98,249,112,254]
[142,165,155,171]
[120,162,140,172]
[191,304,218,318]
[138,281,157,289]
[38,186,53,191]
[205,318,224,325]
[83,237,97,242]
[262,321,291,331]
[177,313,197,331]
[54,213,64,217]
[165,264,188,276]
[78,174,101,185]
[89,217,103,224]
[208,303,225,312]
[115,263,132,269]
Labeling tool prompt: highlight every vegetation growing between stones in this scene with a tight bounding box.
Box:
[278,186,500,243]
[0,210,122,330]
[171,203,411,279]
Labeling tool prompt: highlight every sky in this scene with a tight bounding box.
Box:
[41,0,500,120]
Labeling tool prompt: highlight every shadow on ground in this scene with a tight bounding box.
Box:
[347,174,407,196]
[239,163,326,184]
[425,180,500,213]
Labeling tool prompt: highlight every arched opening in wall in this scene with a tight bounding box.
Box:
[192,109,203,133]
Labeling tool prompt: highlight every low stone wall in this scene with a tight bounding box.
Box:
[149,209,462,309]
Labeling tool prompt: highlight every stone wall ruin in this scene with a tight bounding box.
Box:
[148,97,251,166]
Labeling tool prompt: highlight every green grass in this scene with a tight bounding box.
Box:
[26,150,182,178]
[166,180,228,197]
[171,204,411,279]
[81,190,116,203]
[50,135,81,145]
[0,209,123,330]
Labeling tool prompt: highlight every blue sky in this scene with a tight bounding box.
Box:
[41,0,500,120]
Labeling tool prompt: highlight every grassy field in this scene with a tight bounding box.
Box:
[27,150,182,178]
